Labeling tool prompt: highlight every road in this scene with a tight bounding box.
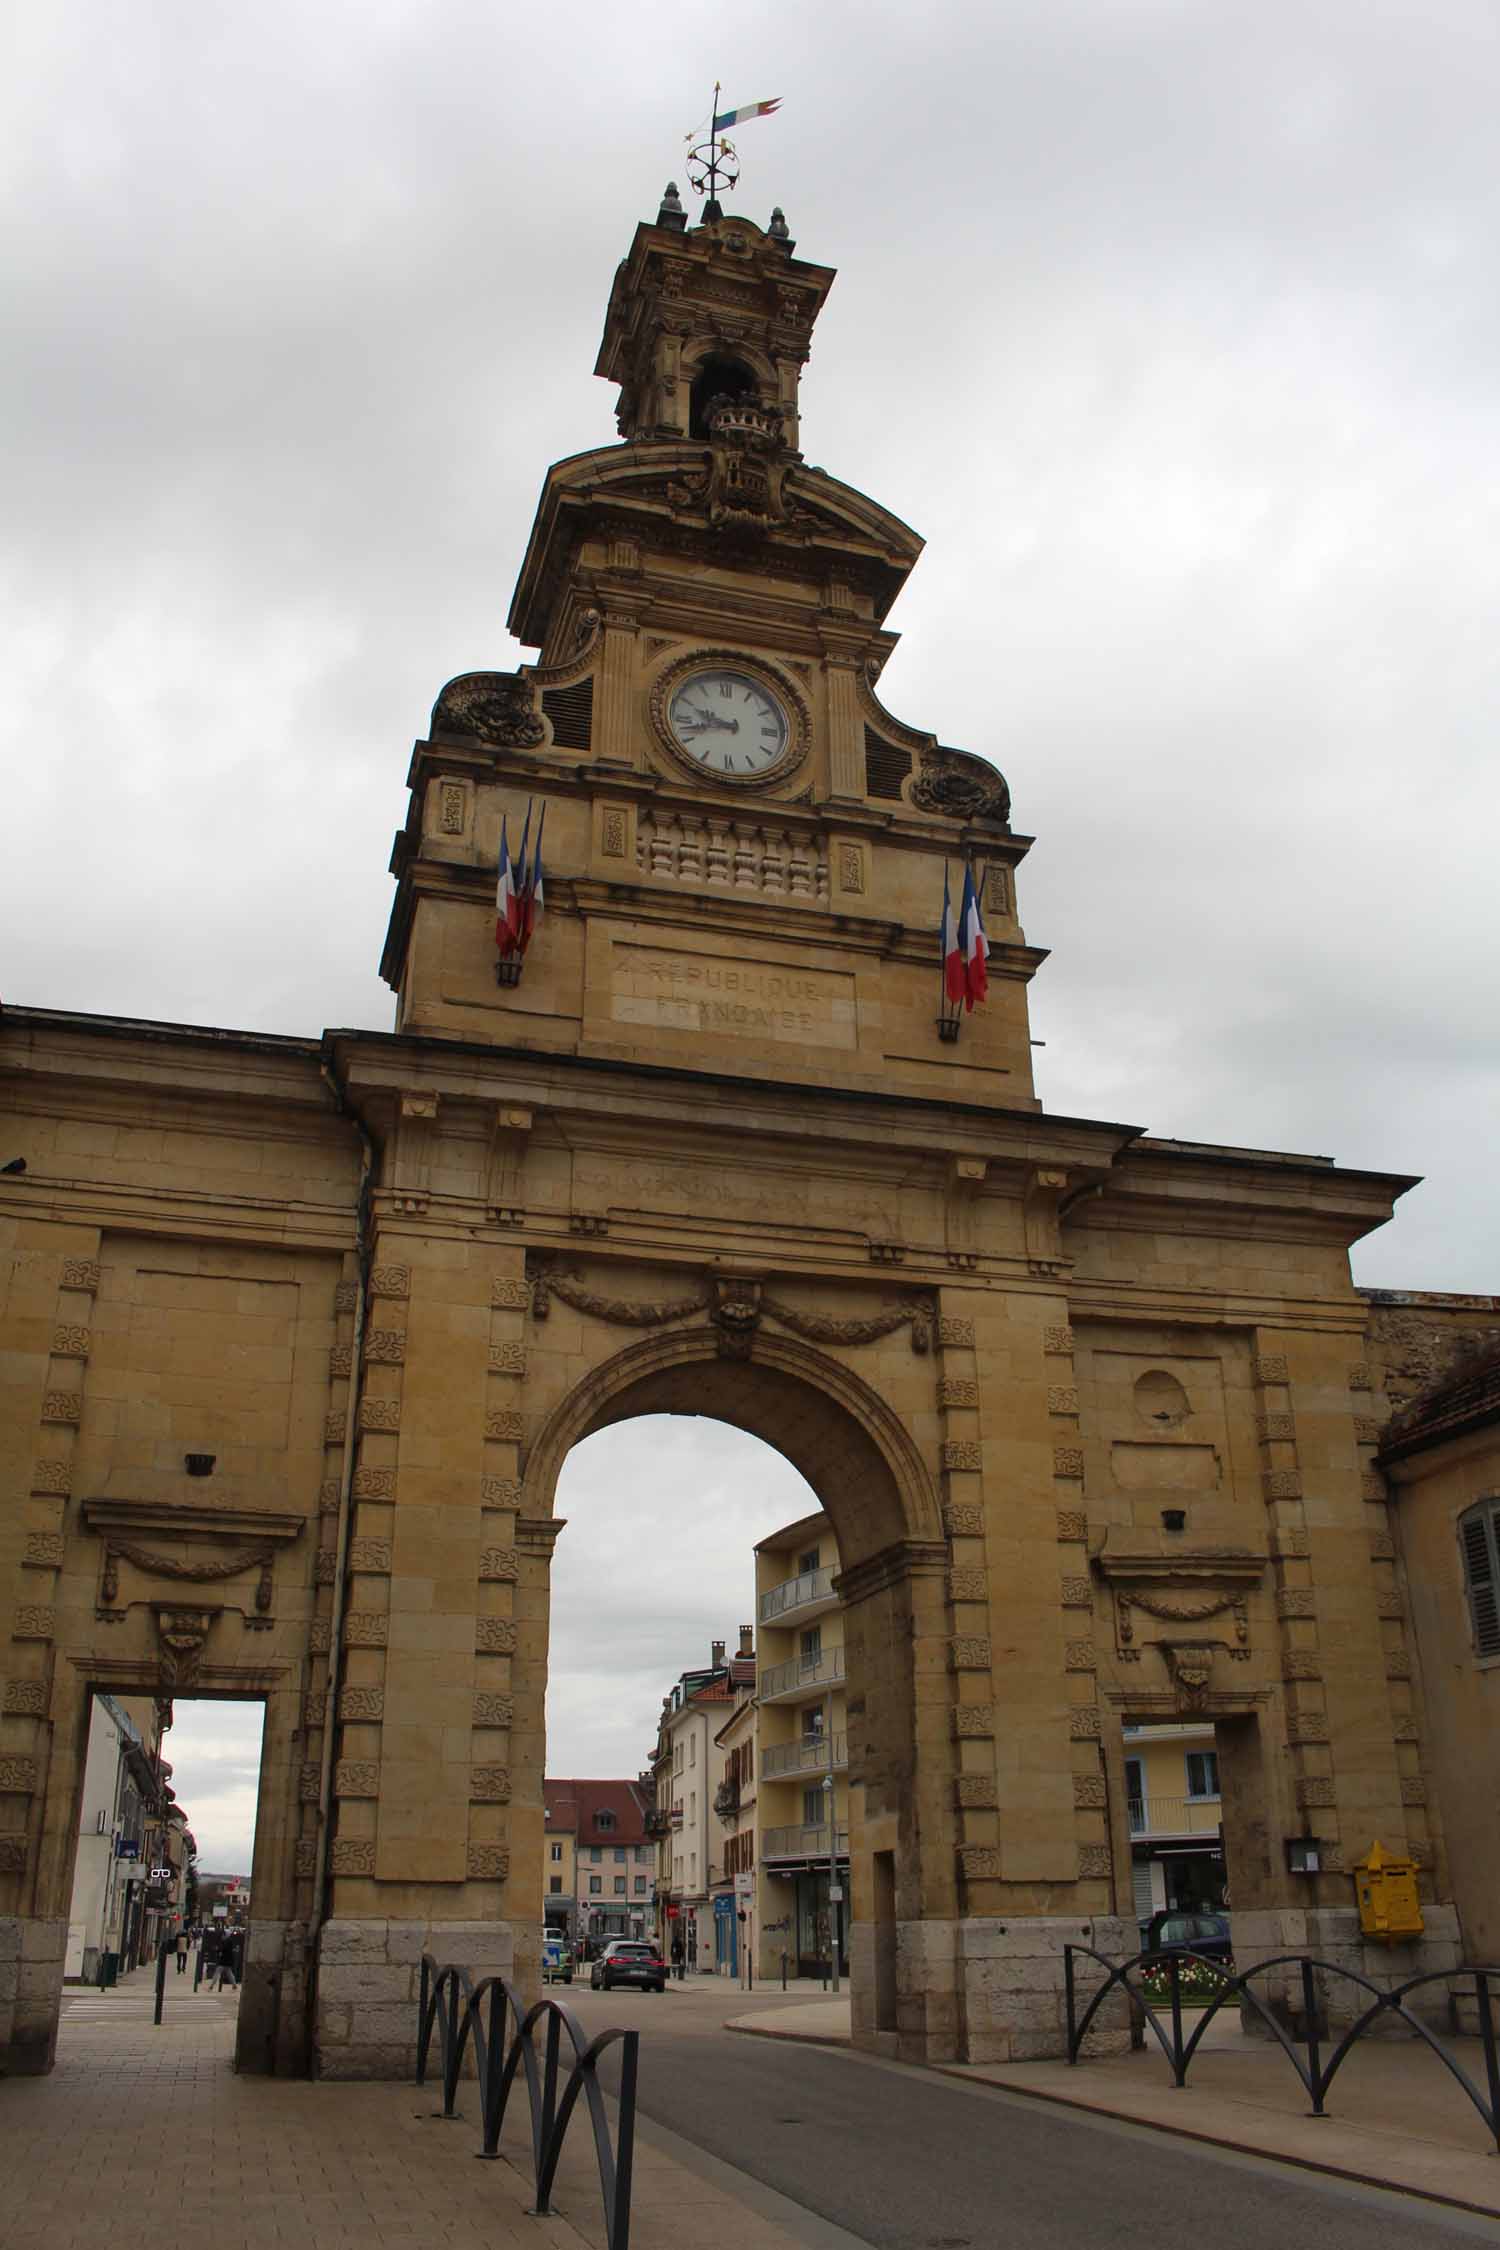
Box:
[564,1979,1497,2249]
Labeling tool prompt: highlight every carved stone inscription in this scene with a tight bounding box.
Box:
[610,943,856,1050]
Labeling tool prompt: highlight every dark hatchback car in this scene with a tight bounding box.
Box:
[590,1940,667,1993]
[1139,1909,1233,1964]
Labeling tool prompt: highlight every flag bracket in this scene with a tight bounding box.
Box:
[936,1010,962,1045]
[495,958,524,990]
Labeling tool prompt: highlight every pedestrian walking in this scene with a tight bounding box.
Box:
[174,1928,189,1975]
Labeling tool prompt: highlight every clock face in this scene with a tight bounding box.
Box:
[666,667,791,778]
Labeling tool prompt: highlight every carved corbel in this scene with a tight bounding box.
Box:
[487,1105,533,1226]
[154,1606,218,1692]
[1023,1168,1069,1278]
[393,1090,439,1209]
[944,1156,988,1261]
[1161,1641,1217,1713]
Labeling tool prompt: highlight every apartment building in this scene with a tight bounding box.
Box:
[64,1693,192,1982]
[653,1634,755,1970]
[1123,1722,1226,1922]
[544,1778,655,1951]
[753,1512,849,1980]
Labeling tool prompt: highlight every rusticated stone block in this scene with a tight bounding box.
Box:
[1053,1447,1084,1480]
[476,1618,517,1654]
[473,1694,513,1727]
[50,1325,91,1359]
[947,1568,988,1604]
[942,1440,982,1472]
[488,1343,526,1375]
[304,1692,327,1728]
[939,1378,979,1409]
[340,1687,385,1721]
[1348,1364,1372,1390]
[1043,1326,1075,1356]
[1253,1354,1289,1385]
[335,1762,379,1798]
[938,1318,975,1349]
[0,1756,39,1793]
[948,1636,992,1672]
[333,1281,359,1313]
[481,1477,522,1507]
[1386,1650,1412,1679]
[491,1278,530,1309]
[310,1620,332,1653]
[1046,1386,1079,1417]
[364,1330,405,1365]
[41,1393,82,1425]
[943,1502,984,1537]
[348,1539,392,1574]
[0,1836,29,1871]
[318,1479,341,1513]
[485,1410,524,1442]
[30,1459,72,1497]
[23,1533,64,1568]
[1282,1651,1323,1680]
[3,1680,47,1716]
[360,1399,400,1432]
[1296,1778,1336,1808]
[329,1840,375,1876]
[344,1613,389,1648]
[323,1413,347,1444]
[467,1845,510,1880]
[294,1838,319,1876]
[353,1468,396,1500]
[1369,1531,1396,1561]
[1077,1845,1112,1880]
[1073,1774,1106,1808]
[1268,1527,1309,1558]
[1276,1589,1315,1619]
[1256,1412,1295,1443]
[314,1550,337,1584]
[956,1776,998,1809]
[12,1606,54,1641]
[298,1763,321,1802]
[1070,1707,1102,1739]
[1285,1713,1329,1744]
[959,1845,1003,1881]
[1401,1777,1427,1806]
[1376,1591,1404,1620]
[60,1259,100,1292]
[1060,1577,1092,1608]
[478,1548,519,1582]
[469,1766,511,1802]
[369,1266,410,1298]
[1263,1469,1302,1500]
[1353,1416,1381,1445]
[1393,1716,1420,1742]
[1361,1471,1385,1501]
[952,1704,995,1738]
[1064,1640,1096,1672]
[1055,1508,1088,1541]
[329,1345,352,1380]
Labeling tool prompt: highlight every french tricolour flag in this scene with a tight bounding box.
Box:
[942,865,965,1007]
[495,816,517,957]
[518,803,546,956]
[958,863,989,1012]
[712,96,781,130]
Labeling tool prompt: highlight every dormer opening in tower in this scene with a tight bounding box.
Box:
[689,354,757,441]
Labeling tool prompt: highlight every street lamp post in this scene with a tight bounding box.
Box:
[823,1695,840,1996]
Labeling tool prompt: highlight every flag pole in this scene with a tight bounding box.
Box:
[710,80,721,205]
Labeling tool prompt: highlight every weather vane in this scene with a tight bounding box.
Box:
[685,83,781,216]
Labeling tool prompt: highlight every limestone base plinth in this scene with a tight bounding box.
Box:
[959,1915,1138,2064]
[313,1918,517,2081]
[1231,1905,1465,2035]
[0,1917,68,2076]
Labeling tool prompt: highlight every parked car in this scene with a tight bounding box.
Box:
[542,1934,573,1984]
[589,1939,666,1993]
[1139,1909,1232,1965]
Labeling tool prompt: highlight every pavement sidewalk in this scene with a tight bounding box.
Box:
[0,1973,845,2250]
[726,1992,1500,2220]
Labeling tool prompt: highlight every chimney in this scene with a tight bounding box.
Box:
[738,1625,753,1658]
[711,1639,725,1669]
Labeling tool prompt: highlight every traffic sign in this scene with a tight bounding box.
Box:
[734,1872,753,1897]
[828,1886,844,1903]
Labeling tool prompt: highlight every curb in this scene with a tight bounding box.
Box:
[932,2066,1500,2224]
[725,2018,852,2049]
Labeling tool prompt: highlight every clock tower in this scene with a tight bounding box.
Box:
[382,187,1039,1104]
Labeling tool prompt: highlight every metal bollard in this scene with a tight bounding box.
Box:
[781,1950,788,1991]
[154,1938,170,2026]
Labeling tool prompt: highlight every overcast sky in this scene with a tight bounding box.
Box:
[11,6,1499,1799]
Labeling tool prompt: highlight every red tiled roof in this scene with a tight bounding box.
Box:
[544,1776,650,1846]
[1380,1345,1500,1464]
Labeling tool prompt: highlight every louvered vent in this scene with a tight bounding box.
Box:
[1462,1507,1500,1657]
[865,727,912,800]
[542,678,594,752]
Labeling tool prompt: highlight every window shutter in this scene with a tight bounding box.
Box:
[1461,1507,1500,1658]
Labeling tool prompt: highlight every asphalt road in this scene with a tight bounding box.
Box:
[565,1982,1497,2250]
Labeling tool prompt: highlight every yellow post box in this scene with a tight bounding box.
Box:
[1354,1840,1425,1942]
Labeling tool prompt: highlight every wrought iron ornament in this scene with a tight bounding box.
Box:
[684,81,781,216]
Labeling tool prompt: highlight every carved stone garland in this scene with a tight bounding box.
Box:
[530,1258,932,1354]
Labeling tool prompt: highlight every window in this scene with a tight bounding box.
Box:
[689,1792,696,1822]
[614,1877,627,1896]
[800,1625,822,1664]
[635,1876,648,1894]
[637,1845,653,1863]
[549,1877,562,1894]
[597,1810,615,1832]
[803,1786,825,1826]
[589,1846,602,1863]
[550,1841,562,1862]
[589,1876,601,1894]
[1460,1500,1500,1657]
[689,1736,696,1765]
[799,1547,820,1573]
[615,1847,626,1863]
[803,1708,824,1741]
[1185,1751,1220,1800]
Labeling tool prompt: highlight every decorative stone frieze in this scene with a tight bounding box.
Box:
[946,1567,987,1604]
[482,1477,522,1507]
[476,1618,517,1654]
[352,1468,395,1500]
[334,1762,380,1797]
[1059,1577,1092,1608]
[319,1479,341,1512]
[1253,1354,1289,1384]
[50,1325,91,1359]
[1385,1650,1412,1678]
[1285,1712,1330,1744]
[294,1839,318,1876]
[466,1845,510,1879]
[1268,1527,1309,1558]
[1055,1508,1088,1541]
[360,1398,400,1432]
[958,1845,1003,1880]
[951,1704,994,1738]
[491,1278,530,1309]
[1275,1588,1315,1619]
[470,1766,511,1802]
[473,1694,513,1727]
[0,1836,29,1871]
[339,1687,385,1721]
[1077,1844,1112,1879]
[1348,1364,1372,1390]
[298,1763,321,1802]
[1072,1774,1106,1808]
[369,1266,410,1298]
[323,1413,347,1444]
[1393,1716,1420,1742]
[1360,1471,1385,1501]
[1053,1447,1084,1479]
[479,1548,520,1581]
[938,1378,979,1409]
[488,1343,526,1375]
[364,1330,405,1365]
[942,1502,983,1537]
[348,1540,392,1574]
[938,1317,975,1349]
[941,1440,982,1472]
[1281,1651,1323,1680]
[0,1756,39,1793]
[329,1345,352,1379]
[1069,1706,1102,1739]
[23,1534,64,1568]
[1256,1413,1295,1443]
[1043,1327,1075,1355]
[948,1636,992,1671]
[12,1606,54,1640]
[1263,1470,1302,1500]
[1353,1416,1380,1445]
[955,1776,997,1809]
[1401,1777,1427,1806]
[485,1410,524,1442]
[1369,1531,1396,1560]
[1064,1640,1095,1671]
[303,1692,327,1728]
[2,1680,47,1715]
[333,1281,359,1313]
[41,1393,83,1425]
[329,1841,375,1875]
[1295,1777,1336,1808]
[343,1613,389,1647]
[313,1551,337,1584]
[31,1460,72,1496]
[60,1259,101,1292]
[309,1620,331,1653]
[1046,1386,1079,1416]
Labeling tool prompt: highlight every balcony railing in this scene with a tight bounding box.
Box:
[759,1564,837,1626]
[1127,1795,1222,1839]
[758,1647,845,1703]
[761,1733,847,1780]
[762,1822,850,1861]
